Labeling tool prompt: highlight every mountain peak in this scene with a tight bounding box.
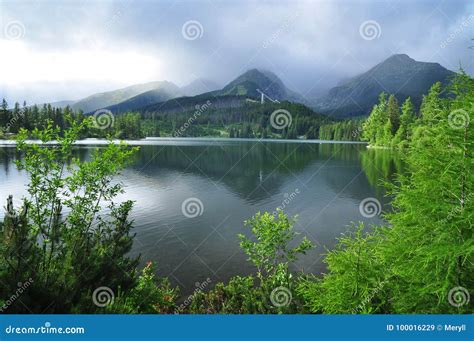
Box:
[381,54,415,67]
[314,54,454,118]
[387,53,413,61]
[237,68,279,83]
[221,68,287,99]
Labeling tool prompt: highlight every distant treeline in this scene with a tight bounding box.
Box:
[0,99,362,141]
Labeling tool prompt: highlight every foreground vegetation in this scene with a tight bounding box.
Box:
[0,72,472,314]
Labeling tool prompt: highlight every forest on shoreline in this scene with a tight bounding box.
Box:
[0,98,362,142]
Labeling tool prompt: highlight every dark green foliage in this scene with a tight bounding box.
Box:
[392,97,416,147]
[319,119,363,141]
[386,94,400,135]
[188,265,306,314]
[0,98,361,141]
[105,262,179,314]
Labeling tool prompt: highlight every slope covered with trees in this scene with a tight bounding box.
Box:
[0,99,358,141]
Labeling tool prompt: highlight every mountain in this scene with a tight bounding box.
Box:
[33,100,76,109]
[314,54,455,118]
[102,81,182,114]
[72,81,179,113]
[138,69,308,114]
[219,69,286,98]
[218,69,306,103]
[181,79,221,96]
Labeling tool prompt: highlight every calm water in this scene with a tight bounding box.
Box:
[0,139,402,294]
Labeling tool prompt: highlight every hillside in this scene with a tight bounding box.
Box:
[72,81,180,113]
[314,54,455,117]
[181,79,221,96]
[137,69,308,114]
[102,81,182,114]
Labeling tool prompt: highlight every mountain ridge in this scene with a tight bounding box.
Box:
[101,81,182,114]
[138,68,305,114]
[313,54,455,117]
[72,81,181,113]
[33,54,456,119]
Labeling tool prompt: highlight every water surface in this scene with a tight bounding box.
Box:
[0,139,402,294]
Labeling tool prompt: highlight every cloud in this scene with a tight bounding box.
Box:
[0,0,472,104]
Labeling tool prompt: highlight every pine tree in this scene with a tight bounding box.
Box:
[420,82,443,124]
[0,98,8,128]
[393,97,416,146]
[362,93,388,145]
[299,71,473,314]
[382,118,393,146]
[375,95,389,146]
[412,82,447,148]
[384,72,473,313]
[386,95,400,135]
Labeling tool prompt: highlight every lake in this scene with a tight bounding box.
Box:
[0,138,402,294]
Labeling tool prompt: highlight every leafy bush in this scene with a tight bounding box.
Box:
[238,210,313,277]
[188,211,313,314]
[105,262,179,314]
[297,225,391,314]
[0,117,140,313]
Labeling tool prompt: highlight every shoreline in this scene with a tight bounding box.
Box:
[0,137,368,146]
[366,144,391,149]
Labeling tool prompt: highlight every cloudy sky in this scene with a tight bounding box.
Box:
[0,0,473,104]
